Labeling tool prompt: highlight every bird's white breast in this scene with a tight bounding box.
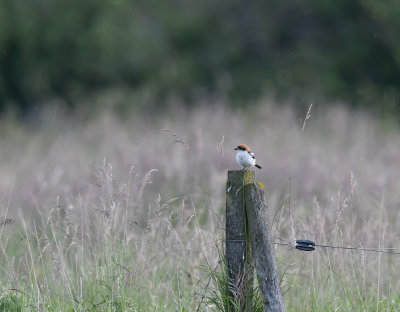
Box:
[236,150,256,168]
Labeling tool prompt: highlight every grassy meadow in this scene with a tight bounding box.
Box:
[1,102,400,311]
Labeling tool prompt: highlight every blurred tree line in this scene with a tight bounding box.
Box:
[1,0,400,115]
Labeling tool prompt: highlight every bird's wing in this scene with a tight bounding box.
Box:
[248,151,255,159]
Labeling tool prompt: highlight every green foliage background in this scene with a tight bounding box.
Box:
[1,0,400,114]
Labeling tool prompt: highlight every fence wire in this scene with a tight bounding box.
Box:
[272,241,400,255]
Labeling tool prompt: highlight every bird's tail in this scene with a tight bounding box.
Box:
[255,164,262,169]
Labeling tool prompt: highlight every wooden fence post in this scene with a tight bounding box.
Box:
[226,170,285,312]
[244,180,285,312]
[226,171,254,311]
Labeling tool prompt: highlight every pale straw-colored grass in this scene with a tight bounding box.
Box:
[0,102,400,310]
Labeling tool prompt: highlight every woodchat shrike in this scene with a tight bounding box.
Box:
[234,144,262,170]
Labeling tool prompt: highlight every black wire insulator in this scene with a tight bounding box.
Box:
[296,239,316,251]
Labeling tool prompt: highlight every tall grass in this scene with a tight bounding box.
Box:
[1,102,400,311]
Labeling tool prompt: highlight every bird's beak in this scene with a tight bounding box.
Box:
[234,147,238,150]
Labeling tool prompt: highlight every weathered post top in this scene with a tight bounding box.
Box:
[227,170,255,182]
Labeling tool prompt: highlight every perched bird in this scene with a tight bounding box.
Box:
[234,144,262,170]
